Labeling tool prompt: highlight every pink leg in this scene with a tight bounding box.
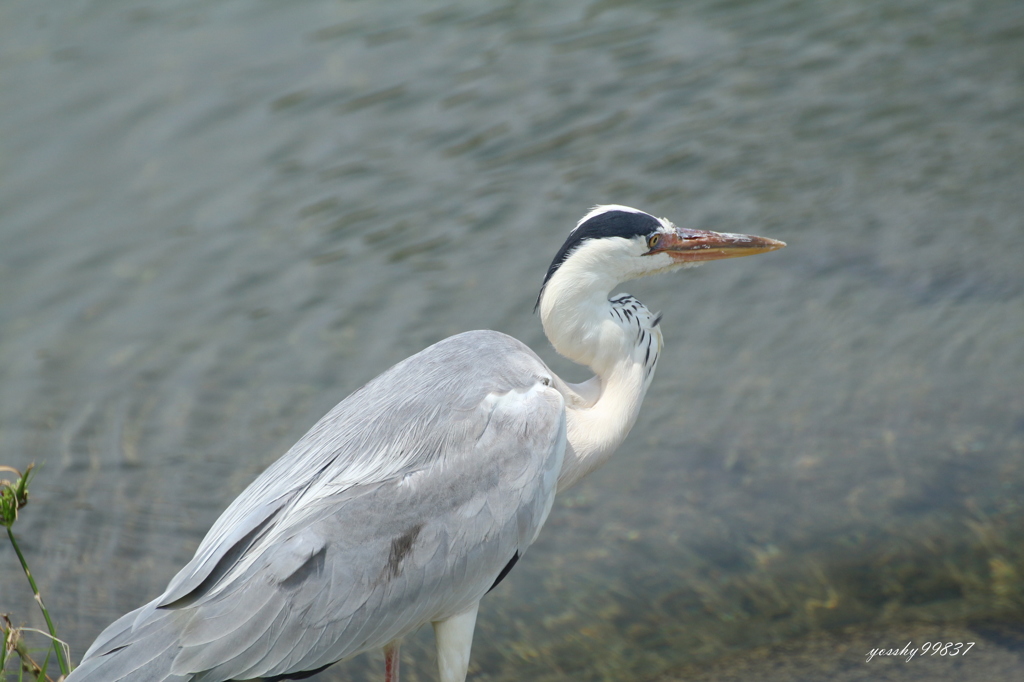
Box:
[384,640,401,682]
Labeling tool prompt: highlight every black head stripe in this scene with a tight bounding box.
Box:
[536,209,661,309]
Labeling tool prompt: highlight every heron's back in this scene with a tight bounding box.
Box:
[69,330,566,681]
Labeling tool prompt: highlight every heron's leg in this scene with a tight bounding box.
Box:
[384,640,401,682]
[432,602,480,682]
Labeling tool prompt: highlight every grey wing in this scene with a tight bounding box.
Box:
[72,331,565,682]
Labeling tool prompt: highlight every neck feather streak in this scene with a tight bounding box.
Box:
[540,259,662,490]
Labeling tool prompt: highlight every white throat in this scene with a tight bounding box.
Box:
[539,242,665,490]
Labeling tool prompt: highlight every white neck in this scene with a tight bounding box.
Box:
[539,248,663,490]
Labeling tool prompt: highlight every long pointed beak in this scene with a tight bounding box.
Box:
[648,227,786,262]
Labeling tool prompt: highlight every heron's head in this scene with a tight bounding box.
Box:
[537,205,786,310]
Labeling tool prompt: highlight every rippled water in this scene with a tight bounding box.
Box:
[2,1,1023,680]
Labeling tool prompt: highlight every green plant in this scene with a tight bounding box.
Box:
[1,464,71,681]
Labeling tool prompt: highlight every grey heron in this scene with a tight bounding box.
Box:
[67,205,784,682]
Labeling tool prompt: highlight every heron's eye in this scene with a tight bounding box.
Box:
[647,234,661,249]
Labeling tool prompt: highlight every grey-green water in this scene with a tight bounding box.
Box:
[2,0,1023,680]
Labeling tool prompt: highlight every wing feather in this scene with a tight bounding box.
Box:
[74,330,566,682]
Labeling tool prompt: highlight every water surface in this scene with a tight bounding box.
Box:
[1,0,1023,680]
